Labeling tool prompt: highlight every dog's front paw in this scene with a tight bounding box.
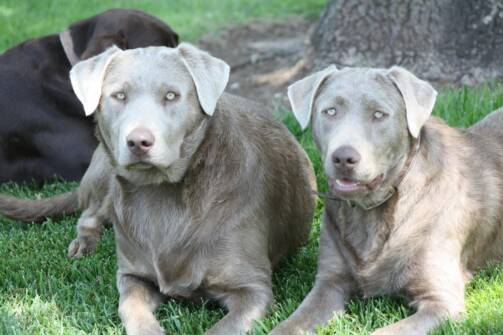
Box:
[370,325,402,335]
[269,324,308,335]
[125,321,165,335]
[67,236,98,258]
[68,216,102,258]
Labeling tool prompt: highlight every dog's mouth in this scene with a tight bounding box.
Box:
[328,174,384,197]
[124,161,170,173]
[126,162,156,171]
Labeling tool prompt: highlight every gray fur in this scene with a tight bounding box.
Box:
[67,45,316,335]
[271,66,503,335]
[0,190,78,222]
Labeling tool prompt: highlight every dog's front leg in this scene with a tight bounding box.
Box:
[269,279,352,335]
[68,195,111,258]
[204,286,272,335]
[118,274,166,335]
[270,221,354,335]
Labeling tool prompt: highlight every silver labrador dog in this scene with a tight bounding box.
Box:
[270,65,503,335]
[0,44,317,335]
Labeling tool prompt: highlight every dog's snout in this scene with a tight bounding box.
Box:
[126,127,155,157]
[332,146,361,169]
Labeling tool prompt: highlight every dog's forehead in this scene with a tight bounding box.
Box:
[318,68,400,106]
[105,46,191,86]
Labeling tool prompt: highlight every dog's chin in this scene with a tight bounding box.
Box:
[117,157,188,185]
[117,165,168,186]
[114,159,168,184]
[327,174,384,200]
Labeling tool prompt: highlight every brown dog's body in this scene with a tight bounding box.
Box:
[0,9,178,184]
[272,65,503,334]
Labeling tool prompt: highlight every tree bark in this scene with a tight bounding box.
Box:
[311,0,503,85]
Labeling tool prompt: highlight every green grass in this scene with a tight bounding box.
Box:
[0,0,326,52]
[2,91,503,335]
[1,1,503,334]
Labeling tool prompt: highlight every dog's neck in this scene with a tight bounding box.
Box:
[357,136,421,210]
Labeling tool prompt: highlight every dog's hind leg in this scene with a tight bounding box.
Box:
[370,300,464,335]
[118,274,166,335]
[371,263,466,335]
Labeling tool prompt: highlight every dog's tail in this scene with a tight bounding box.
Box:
[0,190,78,223]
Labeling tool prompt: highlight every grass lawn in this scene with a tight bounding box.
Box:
[1,1,503,334]
[0,0,325,52]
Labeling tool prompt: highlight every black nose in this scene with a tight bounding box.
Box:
[332,146,361,169]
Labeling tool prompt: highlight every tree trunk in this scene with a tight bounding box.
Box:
[311,0,503,85]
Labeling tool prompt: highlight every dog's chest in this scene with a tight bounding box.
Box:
[113,184,208,297]
[330,205,411,297]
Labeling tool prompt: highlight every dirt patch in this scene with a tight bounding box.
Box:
[198,16,314,111]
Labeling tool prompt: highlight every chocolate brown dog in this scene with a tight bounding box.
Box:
[0,9,178,184]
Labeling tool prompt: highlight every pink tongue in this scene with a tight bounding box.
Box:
[339,179,358,186]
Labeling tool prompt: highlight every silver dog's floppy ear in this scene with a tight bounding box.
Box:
[178,43,230,116]
[386,66,437,138]
[287,65,337,130]
[69,46,122,116]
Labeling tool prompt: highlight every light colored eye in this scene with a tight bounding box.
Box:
[165,91,177,101]
[114,92,126,101]
[323,108,337,117]
[373,111,385,119]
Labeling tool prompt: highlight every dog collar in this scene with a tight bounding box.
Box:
[59,30,80,66]
[316,136,421,211]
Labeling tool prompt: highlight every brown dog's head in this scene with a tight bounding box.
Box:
[59,8,179,65]
[288,66,437,203]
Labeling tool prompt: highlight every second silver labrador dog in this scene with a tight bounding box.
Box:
[0,44,317,335]
[270,65,503,335]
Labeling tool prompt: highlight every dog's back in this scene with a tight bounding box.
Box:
[216,93,316,264]
[462,108,503,268]
[469,107,503,139]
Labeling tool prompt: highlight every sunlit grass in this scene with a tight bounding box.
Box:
[1,85,503,335]
[1,1,503,333]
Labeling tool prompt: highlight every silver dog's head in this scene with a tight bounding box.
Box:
[69,43,229,184]
[288,66,437,201]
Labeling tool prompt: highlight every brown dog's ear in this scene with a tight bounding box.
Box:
[59,14,102,65]
[177,43,230,116]
[287,65,337,130]
[60,27,127,65]
[69,46,122,116]
[386,66,437,138]
[60,9,179,65]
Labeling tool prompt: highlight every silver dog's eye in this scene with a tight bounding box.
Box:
[114,92,126,101]
[373,111,386,119]
[165,91,177,101]
[323,108,338,117]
